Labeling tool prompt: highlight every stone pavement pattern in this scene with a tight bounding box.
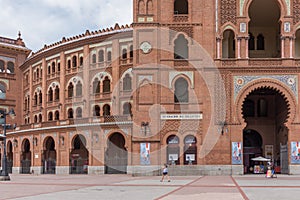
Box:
[0,174,300,200]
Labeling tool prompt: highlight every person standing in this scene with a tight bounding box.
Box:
[160,164,170,182]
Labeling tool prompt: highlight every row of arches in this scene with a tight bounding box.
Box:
[138,0,188,15]
[0,60,14,73]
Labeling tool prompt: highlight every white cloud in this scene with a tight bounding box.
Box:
[0,0,132,51]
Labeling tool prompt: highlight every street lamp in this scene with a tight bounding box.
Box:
[0,108,16,181]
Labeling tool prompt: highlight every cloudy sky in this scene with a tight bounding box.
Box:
[0,0,133,52]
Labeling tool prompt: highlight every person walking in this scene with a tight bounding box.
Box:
[160,164,170,182]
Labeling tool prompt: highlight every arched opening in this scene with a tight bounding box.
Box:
[295,29,300,57]
[174,34,189,59]
[70,134,88,174]
[184,135,197,165]
[105,133,128,174]
[174,77,189,103]
[7,141,13,173]
[242,87,290,174]
[248,0,281,58]
[42,137,56,174]
[222,29,235,58]
[167,135,180,165]
[21,139,31,174]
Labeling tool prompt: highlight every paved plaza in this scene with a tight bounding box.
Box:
[0,174,300,200]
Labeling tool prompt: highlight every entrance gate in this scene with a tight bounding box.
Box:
[105,133,127,174]
[280,144,288,174]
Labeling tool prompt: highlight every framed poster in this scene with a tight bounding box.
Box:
[265,145,273,159]
[140,143,150,165]
[232,142,242,165]
[291,142,300,164]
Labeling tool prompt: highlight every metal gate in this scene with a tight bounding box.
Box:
[21,159,31,174]
[280,144,288,174]
[7,159,13,174]
[105,149,127,174]
[70,157,88,174]
[42,159,56,174]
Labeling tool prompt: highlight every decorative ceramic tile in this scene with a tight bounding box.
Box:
[234,75,298,101]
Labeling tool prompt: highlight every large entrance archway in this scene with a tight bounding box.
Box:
[242,87,290,174]
[105,132,128,174]
[7,141,13,173]
[70,134,88,174]
[42,137,56,174]
[20,139,31,174]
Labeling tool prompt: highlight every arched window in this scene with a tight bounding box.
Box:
[174,34,188,59]
[174,0,188,14]
[93,78,100,94]
[92,54,97,63]
[48,87,53,102]
[55,86,60,101]
[52,62,56,73]
[58,63,61,72]
[34,92,38,106]
[67,60,71,69]
[107,51,112,62]
[257,98,268,117]
[68,83,74,98]
[0,83,6,99]
[147,0,153,15]
[103,104,111,116]
[39,91,42,104]
[34,115,38,123]
[72,56,77,68]
[122,49,127,59]
[24,98,28,110]
[129,45,133,58]
[48,65,51,74]
[79,56,83,66]
[48,112,53,121]
[138,0,145,15]
[123,74,132,91]
[257,34,265,50]
[68,108,74,119]
[36,68,40,79]
[123,102,132,115]
[93,105,100,116]
[7,62,14,73]
[174,78,189,103]
[103,77,111,93]
[222,30,235,58]
[248,32,255,50]
[76,81,82,97]
[55,111,60,120]
[39,114,42,122]
[76,107,82,118]
[98,50,104,62]
[0,60,4,72]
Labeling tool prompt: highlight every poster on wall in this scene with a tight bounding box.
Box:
[232,142,242,165]
[265,145,273,159]
[140,143,150,165]
[291,142,300,164]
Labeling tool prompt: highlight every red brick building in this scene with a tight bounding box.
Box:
[1,0,300,175]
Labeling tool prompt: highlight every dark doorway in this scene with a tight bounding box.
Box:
[105,133,127,174]
[21,139,31,174]
[42,137,56,174]
[70,134,88,174]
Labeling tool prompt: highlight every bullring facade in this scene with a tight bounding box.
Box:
[1,0,300,175]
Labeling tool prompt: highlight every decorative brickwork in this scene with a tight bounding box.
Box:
[294,0,300,24]
[221,0,237,25]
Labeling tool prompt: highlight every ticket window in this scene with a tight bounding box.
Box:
[167,135,180,165]
[184,135,197,165]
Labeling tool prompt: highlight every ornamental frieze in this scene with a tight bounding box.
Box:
[234,75,298,100]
